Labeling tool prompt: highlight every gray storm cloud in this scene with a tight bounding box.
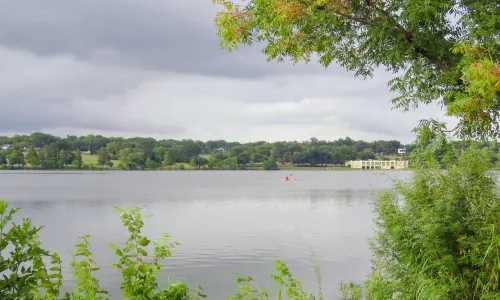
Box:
[0,0,455,143]
[0,0,331,78]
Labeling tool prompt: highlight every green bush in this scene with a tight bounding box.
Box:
[262,160,279,170]
[226,253,323,300]
[341,146,500,299]
[0,201,63,300]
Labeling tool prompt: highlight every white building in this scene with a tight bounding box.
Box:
[346,160,409,170]
[215,148,227,155]
[0,144,11,150]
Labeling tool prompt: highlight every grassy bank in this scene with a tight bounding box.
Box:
[81,153,120,166]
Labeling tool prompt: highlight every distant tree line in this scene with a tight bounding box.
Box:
[0,132,433,170]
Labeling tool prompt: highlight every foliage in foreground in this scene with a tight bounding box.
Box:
[0,200,321,300]
[340,146,500,299]
[226,252,323,300]
[0,201,205,300]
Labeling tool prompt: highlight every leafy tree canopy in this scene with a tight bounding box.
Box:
[213,0,500,139]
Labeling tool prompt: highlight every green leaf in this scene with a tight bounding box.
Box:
[138,248,148,257]
[138,237,150,247]
[33,260,43,269]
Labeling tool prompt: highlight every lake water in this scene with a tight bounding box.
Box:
[0,170,411,299]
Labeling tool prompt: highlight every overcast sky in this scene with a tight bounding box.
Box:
[0,0,455,143]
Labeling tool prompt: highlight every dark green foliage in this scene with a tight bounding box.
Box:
[355,152,376,160]
[25,146,39,168]
[145,157,157,170]
[152,146,167,163]
[163,151,174,167]
[216,157,239,170]
[207,157,216,170]
[189,156,209,169]
[262,159,278,170]
[341,146,500,299]
[0,200,62,300]
[7,149,25,168]
[0,132,415,170]
[40,145,60,170]
[227,254,324,300]
[73,150,83,169]
[97,148,112,167]
[110,207,194,299]
[58,150,74,167]
[5,131,500,171]
[0,151,7,167]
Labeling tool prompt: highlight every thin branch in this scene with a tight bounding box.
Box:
[318,2,449,71]
[444,124,460,133]
[316,5,373,26]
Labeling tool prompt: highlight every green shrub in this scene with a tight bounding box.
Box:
[341,146,500,299]
[226,253,323,300]
[0,200,63,300]
[110,207,197,300]
[62,234,107,300]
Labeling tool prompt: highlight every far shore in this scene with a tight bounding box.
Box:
[0,166,411,172]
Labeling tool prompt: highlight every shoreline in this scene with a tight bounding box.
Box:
[0,167,411,172]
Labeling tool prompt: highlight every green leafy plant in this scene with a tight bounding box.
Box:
[0,200,62,300]
[227,255,323,300]
[340,145,500,299]
[0,201,207,300]
[62,234,108,300]
[110,207,204,300]
[339,281,364,300]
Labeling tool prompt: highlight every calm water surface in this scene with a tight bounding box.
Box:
[0,170,410,299]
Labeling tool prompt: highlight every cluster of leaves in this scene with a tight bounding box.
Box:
[109,207,203,300]
[61,235,108,300]
[340,145,500,299]
[212,0,499,140]
[227,253,323,300]
[0,146,83,170]
[447,45,500,138]
[0,200,205,300]
[0,201,63,300]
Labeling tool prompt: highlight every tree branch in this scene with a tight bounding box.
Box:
[316,5,373,26]
[374,8,448,71]
[318,3,448,71]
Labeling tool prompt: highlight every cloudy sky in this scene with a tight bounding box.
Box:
[0,0,455,143]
